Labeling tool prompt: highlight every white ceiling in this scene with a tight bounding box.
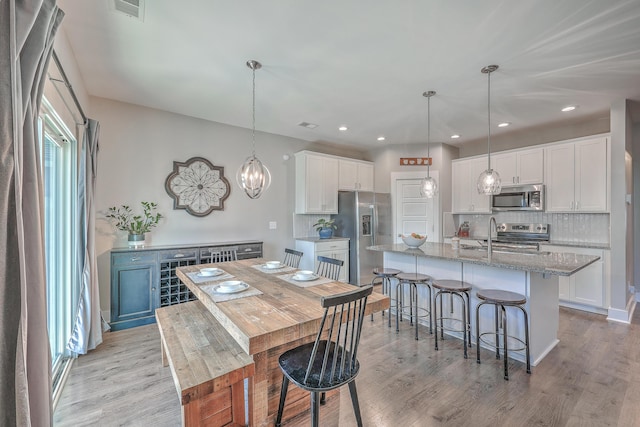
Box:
[57,0,640,149]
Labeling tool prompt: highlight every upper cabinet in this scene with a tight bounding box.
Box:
[295,152,339,214]
[452,156,491,214]
[296,151,375,214]
[492,147,544,186]
[338,159,374,191]
[545,137,608,213]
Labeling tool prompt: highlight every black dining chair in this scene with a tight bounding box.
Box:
[283,248,304,269]
[275,285,373,427]
[316,255,343,282]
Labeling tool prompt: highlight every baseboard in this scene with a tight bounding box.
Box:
[607,298,636,324]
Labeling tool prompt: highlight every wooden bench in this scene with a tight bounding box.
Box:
[156,300,255,427]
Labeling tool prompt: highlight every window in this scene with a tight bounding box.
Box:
[39,97,79,404]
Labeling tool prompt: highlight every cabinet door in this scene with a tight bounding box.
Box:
[492,152,517,186]
[305,155,326,212]
[338,160,358,190]
[111,262,157,330]
[322,158,339,213]
[517,148,544,184]
[357,163,374,191]
[451,161,471,213]
[544,144,575,212]
[575,137,608,212]
[469,157,491,213]
[571,259,605,307]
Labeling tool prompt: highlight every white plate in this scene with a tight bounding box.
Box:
[263,263,284,270]
[292,274,318,282]
[199,267,223,277]
[214,281,249,294]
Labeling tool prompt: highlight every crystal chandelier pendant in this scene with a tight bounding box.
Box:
[236,154,271,199]
[477,168,502,195]
[420,176,438,198]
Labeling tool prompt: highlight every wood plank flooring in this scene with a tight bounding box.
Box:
[54,307,640,426]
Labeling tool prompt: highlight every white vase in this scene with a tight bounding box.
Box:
[128,233,146,247]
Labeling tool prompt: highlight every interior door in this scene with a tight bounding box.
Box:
[394,178,438,243]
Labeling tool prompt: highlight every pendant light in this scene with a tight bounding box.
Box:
[476,64,502,195]
[236,59,271,199]
[420,90,438,198]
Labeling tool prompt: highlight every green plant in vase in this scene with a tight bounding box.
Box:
[313,218,337,239]
[106,201,163,246]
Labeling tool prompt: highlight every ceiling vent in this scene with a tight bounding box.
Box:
[111,0,145,21]
[298,122,318,129]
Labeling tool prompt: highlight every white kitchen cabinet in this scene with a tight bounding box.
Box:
[451,156,491,214]
[338,159,374,191]
[295,238,349,283]
[545,137,608,213]
[295,152,339,214]
[541,245,608,312]
[492,148,544,186]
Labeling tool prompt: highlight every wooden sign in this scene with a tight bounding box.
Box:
[399,157,432,166]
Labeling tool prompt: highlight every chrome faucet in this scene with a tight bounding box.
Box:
[488,216,497,260]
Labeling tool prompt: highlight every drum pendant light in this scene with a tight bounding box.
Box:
[236,59,271,199]
[476,65,502,195]
[420,90,438,198]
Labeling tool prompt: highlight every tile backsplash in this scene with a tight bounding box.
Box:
[293,213,330,239]
[454,212,610,244]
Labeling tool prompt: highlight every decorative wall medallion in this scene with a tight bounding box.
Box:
[165,157,230,216]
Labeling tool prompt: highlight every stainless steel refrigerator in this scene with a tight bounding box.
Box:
[331,191,393,286]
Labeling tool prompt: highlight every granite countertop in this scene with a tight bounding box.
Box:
[295,236,350,243]
[367,242,600,276]
[454,237,610,250]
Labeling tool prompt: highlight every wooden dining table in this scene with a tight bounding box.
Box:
[176,258,389,427]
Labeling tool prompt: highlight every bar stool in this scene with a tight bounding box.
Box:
[475,289,531,380]
[395,272,433,340]
[370,268,402,325]
[432,279,472,358]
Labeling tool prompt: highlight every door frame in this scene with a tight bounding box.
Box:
[390,171,441,243]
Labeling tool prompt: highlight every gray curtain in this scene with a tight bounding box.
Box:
[68,119,106,355]
[0,1,64,425]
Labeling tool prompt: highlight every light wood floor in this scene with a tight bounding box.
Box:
[54,306,640,426]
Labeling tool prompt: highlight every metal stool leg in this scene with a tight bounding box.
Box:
[502,305,509,380]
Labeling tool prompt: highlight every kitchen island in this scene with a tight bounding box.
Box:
[367,243,600,366]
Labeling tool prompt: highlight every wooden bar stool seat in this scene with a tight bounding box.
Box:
[475,289,531,380]
[432,279,473,358]
[395,272,433,340]
[370,267,402,325]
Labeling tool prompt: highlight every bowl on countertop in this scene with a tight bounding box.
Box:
[401,234,427,248]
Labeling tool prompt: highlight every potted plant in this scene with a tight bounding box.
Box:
[106,201,163,246]
[313,218,337,239]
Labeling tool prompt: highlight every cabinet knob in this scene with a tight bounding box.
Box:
[174,253,185,258]
[131,257,141,261]
[244,248,252,252]
[152,287,156,291]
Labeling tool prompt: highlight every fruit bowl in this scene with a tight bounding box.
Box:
[401,233,427,248]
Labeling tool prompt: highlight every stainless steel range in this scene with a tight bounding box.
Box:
[482,223,550,252]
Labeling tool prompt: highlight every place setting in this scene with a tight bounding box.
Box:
[252,260,296,274]
[200,279,263,302]
[186,266,234,284]
[278,269,334,288]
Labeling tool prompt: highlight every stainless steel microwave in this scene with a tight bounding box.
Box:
[491,184,545,211]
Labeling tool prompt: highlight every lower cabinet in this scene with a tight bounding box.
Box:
[541,245,609,313]
[110,241,263,331]
[295,238,349,283]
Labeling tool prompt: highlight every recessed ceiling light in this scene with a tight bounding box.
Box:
[338,126,348,131]
[450,134,460,139]
[377,136,386,141]
[561,105,577,112]
[498,122,510,127]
